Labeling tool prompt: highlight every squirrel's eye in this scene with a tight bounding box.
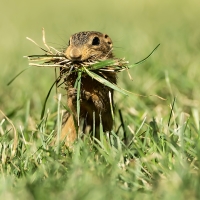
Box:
[92,37,100,45]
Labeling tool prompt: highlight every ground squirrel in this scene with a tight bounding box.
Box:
[60,31,116,146]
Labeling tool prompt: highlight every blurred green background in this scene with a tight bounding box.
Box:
[1,1,200,199]
[1,0,200,125]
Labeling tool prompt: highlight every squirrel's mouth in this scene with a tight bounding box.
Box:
[71,60,83,64]
[69,57,95,64]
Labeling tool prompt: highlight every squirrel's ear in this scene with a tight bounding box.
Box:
[68,37,71,46]
[103,34,112,47]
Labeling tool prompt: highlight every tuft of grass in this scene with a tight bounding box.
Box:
[1,97,200,200]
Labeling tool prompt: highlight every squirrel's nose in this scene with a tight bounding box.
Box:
[69,48,82,61]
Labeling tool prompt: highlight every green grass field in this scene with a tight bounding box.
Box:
[1,0,200,199]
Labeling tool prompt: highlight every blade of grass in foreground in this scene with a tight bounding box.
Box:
[40,78,58,119]
[76,71,82,126]
[84,67,128,95]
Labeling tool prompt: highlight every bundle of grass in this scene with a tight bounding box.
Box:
[26,30,129,91]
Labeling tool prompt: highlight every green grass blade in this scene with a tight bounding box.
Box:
[76,71,82,126]
[7,67,30,86]
[88,60,116,70]
[128,43,160,69]
[84,67,128,95]
[40,78,58,119]
[56,94,62,154]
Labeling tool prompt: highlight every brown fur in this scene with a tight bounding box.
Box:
[60,31,116,146]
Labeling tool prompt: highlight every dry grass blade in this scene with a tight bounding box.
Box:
[42,27,52,54]
[26,37,49,53]
[109,91,114,120]
[0,110,18,158]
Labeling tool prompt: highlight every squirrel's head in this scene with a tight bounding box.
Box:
[65,31,113,62]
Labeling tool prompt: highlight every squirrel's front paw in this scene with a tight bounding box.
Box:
[68,88,92,101]
[92,94,104,111]
[82,90,91,100]
[68,88,77,100]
